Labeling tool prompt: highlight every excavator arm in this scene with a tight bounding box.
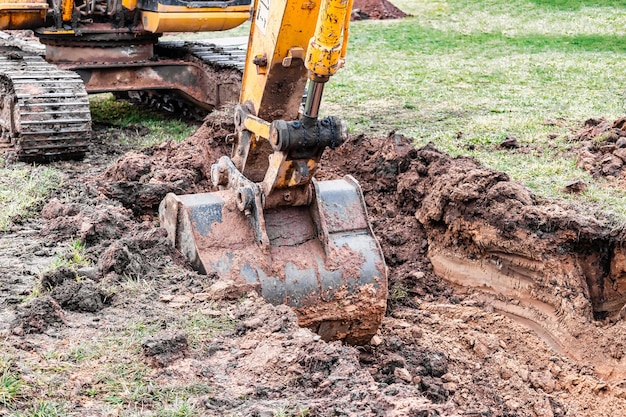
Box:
[159,0,388,344]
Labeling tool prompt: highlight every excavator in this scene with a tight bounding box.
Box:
[0,0,251,159]
[0,0,388,343]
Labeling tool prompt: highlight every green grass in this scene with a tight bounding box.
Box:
[0,369,22,407]
[319,0,626,221]
[153,400,200,417]
[10,401,66,417]
[43,239,91,274]
[89,94,196,147]
[0,167,63,232]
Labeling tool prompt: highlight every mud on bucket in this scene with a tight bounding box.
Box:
[159,175,388,345]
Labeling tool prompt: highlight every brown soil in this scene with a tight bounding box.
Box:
[574,117,626,184]
[352,0,408,20]
[4,105,626,415]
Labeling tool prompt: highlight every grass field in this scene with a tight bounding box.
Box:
[4,0,626,227]
[323,0,626,221]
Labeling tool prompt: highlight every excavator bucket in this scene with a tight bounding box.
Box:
[159,171,387,345]
[157,0,387,344]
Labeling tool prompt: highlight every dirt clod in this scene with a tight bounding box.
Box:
[142,331,189,367]
[96,109,234,214]
[11,296,65,335]
[352,0,408,20]
[40,265,76,290]
[40,199,131,244]
[203,279,260,301]
[500,136,520,149]
[97,227,173,281]
[574,116,626,182]
[50,279,111,313]
[563,178,587,193]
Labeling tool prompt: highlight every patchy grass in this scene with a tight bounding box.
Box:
[45,239,91,273]
[89,94,196,147]
[0,367,22,408]
[7,308,235,415]
[271,406,311,417]
[321,0,626,221]
[9,401,67,417]
[0,167,63,232]
[153,400,200,417]
[182,310,236,351]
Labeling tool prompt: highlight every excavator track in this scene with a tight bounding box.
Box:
[0,43,91,161]
[0,34,246,160]
[166,40,246,71]
[118,40,246,120]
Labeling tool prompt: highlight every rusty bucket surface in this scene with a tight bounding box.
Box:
[159,175,387,345]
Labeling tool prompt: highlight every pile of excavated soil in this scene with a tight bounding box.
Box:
[575,117,626,183]
[352,0,407,20]
[5,110,626,415]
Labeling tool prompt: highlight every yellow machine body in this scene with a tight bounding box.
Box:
[0,0,46,29]
[240,0,321,120]
[304,0,352,77]
[141,5,250,33]
[0,0,251,33]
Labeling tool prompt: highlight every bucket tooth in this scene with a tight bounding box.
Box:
[159,175,387,345]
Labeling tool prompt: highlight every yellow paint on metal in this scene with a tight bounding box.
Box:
[243,114,271,140]
[141,7,250,33]
[62,0,73,22]
[340,0,353,62]
[240,0,323,116]
[305,0,349,77]
[122,0,136,10]
[0,0,46,30]
[236,0,354,189]
[38,29,75,34]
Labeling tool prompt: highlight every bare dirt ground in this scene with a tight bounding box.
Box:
[4,106,626,416]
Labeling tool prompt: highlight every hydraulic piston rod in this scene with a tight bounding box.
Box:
[303,79,324,119]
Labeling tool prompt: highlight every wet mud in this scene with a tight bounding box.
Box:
[329,133,626,382]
